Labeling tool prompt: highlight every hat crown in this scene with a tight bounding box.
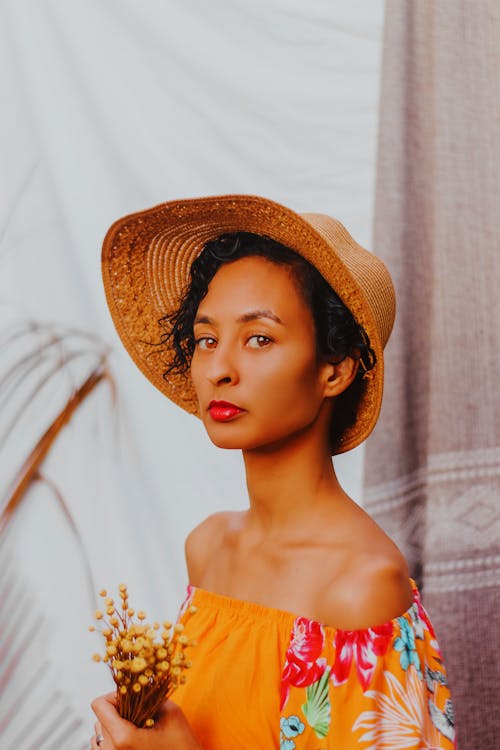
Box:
[102,194,394,454]
[300,212,396,349]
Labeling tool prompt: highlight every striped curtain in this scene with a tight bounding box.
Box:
[364,2,500,747]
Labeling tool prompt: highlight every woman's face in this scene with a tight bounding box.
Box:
[190,255,336,452]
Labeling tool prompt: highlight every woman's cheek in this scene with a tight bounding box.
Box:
[253,379,319,437]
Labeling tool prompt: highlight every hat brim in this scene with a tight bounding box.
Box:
[102,194,389,454]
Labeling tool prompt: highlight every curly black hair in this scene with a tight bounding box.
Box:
[158,232,376,452]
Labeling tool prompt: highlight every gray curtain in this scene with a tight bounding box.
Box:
[364,1,500,747]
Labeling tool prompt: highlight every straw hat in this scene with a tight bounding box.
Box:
[101,194,395,454]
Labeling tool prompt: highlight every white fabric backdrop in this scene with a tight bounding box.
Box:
[0,1,384,744]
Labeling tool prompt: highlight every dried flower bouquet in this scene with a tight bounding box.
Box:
[90,584,197,728]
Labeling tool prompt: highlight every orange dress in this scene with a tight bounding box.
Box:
[172,580,455,749]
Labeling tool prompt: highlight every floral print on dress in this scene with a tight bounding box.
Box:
[280,617,328,710]
[176,584,195,622]
[301,666,331,738]
[393,617,422,676]
[332,622,394,691]
[352,666,455,749]
[413,590,437,639]
[279,582,455,748]
[280,715,305,750]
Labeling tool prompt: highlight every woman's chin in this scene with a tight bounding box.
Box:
[204,423,256,451]
[205,430,251,450]
[204,426,290,452]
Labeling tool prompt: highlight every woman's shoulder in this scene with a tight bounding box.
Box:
[318,550,414,630]
[311,495,413,629]
[184,511,243,586]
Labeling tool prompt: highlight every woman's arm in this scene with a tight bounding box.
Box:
[91,692,204,750]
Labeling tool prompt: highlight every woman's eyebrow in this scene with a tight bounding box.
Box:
[237,309,283,324]
[194,309,283,325]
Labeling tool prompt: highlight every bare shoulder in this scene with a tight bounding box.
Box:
[322,552,414,630]
[184,511,240,586]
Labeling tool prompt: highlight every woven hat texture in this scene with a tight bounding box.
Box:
[101,194,395,454]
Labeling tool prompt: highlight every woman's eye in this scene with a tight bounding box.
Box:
[195,337,217,350]
[247,335,272,349]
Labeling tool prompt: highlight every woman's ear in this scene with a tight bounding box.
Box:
[322,356,359,398]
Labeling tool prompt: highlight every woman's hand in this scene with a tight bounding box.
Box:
[90,692,204,750]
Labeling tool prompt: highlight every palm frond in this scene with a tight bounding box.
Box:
[0,321,118,748]
[0,545,88,749]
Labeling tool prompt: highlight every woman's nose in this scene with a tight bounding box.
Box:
[206,345,239,386]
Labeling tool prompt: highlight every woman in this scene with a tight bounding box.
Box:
[92,195,455,749]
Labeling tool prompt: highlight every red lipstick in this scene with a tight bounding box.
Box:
[208,400,245,422]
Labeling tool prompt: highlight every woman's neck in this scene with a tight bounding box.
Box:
[242,429,347,538]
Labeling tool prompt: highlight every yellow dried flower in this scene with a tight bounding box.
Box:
[99,589,107,597]
[88,625,96,632]
[91,583,197,729]
[130,657,147,673]
[92,654,102,662]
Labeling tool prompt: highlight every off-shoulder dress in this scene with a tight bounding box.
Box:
[172,579,455,749]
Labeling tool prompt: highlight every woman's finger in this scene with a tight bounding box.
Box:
[93,719,104,749]
[91,692,120,728]
[91,693,133,748]
[89,709,106,750]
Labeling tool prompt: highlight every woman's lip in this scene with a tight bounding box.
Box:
[208,401,245,422]
[208,400,242,410]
